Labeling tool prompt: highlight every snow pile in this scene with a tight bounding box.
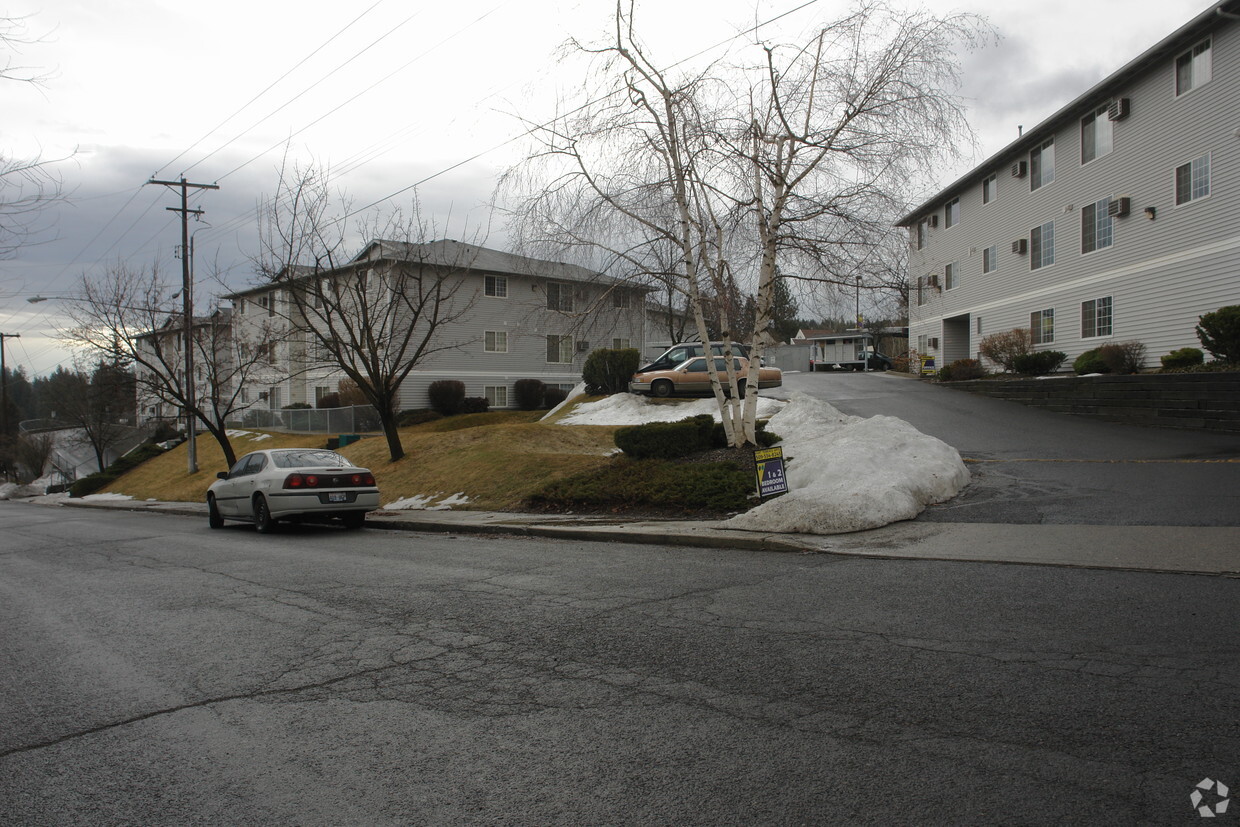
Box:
[556,390,969,535]
[558,392,784,426]
[725,393,969,534]
[383,492,473,511]
[80,493,135,502]
[541,382,588,420]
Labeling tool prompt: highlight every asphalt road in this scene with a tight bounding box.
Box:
[780,371,1240,525]
[2,503,1237,824]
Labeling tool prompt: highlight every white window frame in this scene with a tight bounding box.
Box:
[612,337,632,350]
[1175,38,1212,97]
[1031,138,1055,191]
[612,290,630,309]
[916,221,926,250]
[546,282,574,312]
[944,262,957,290]
[1081,105,1113,165]
[484,275,508,298]
[982,174,997,205]
[1030,308,1055,345]
[484,385,508,408]
[1081,296,1113,339]
[945,198,960,229]
[484,330,508,353]
[1031,221,1055,270]
[1081,198,1113,255]
[1175,154,1211,205]
[982,246,997,274]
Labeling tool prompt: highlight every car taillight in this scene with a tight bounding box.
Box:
[352,473,375,486]
[284,474,302,488]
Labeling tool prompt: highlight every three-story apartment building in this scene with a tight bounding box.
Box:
[901,2,1240,369]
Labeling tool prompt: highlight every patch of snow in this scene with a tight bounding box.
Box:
[558,393,785,426]
[225,429,252,438]
[724,393,969,535]
[382,492,472,511]
[248,433,273,441]
[80,493,135,502]
[541,382,588,420]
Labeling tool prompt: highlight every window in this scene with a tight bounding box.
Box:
[268,387,282,410]
[546,282,573,312]
[1176,39,1211,96]
[612,290,630,309]
[484,386,509,408]
[547,334,573,363]
[917,334,928,353]
[1081,297,1113,339]
[976,317,983,335]
[1030,308,1055,345]
[1176,154,1210,205]
[1031,221,1055,270]
[485,275,508,298]
[982,175,997,204]
[944,262,957,290]
[484,330,508,353]
[982,246,997,274]
[1081,198,1114,254]
[945,198,960,228]
[612,338,631,350]
[916,221,926,249]
[1031,138,1055,190]
[916,276,927,306]
[314,386,332,404]
[1081,105,1113,164]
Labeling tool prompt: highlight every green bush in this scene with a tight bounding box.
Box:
[979,328,1032,372]
[70,472,118,498]
[1013,350,1067,376]
[461,396,490,414]
[1161,347,1205,370]
[283,402,312,410]
[1073,349,1110,374]
[710,418,780,448]
[397,409,443,427]
[513,379,546,411]
[936,364,954,382]
[615,416,713,459]
[945,359,985,381]
[68,442,167,498]
[544,387,569,409]
[583,348,641,395]
[528,458,754,513]
[427,380,466,415]
[1196,305,1240,363]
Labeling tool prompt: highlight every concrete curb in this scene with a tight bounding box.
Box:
[31,497,1240,578]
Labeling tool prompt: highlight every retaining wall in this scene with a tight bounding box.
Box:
[945,372,1240,433]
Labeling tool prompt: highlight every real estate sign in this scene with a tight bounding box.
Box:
[754,447,788,498]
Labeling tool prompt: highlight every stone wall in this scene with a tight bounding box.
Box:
[945,372,1240,432]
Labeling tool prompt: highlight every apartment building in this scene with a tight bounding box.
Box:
[900,2,1240,369]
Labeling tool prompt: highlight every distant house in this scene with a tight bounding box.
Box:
[226,240,648,410]
[899,3,1240,370]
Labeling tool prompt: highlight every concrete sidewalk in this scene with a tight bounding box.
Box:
[35,496,1240,578]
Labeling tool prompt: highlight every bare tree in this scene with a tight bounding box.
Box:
[504,0,986,445]
[39,360,135,474]
[1,14,70,259]
[59,261,281,468]
[255,160,480,462]
[14,430,53,482]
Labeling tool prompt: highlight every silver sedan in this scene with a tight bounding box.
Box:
[207,448,381,532]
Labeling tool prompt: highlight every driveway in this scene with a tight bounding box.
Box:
[778,371,1240,526]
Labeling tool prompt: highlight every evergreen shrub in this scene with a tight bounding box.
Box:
[1013,350,1067,376]
[428,380,466,415]
[397,409,443,427]
[583,348,641,395]
[1161,347,1205,370]
[614,416,712,459]
[461,396,490,414]
[543,387,569,409]
[1073,349,1110,374]
[1196,305,1240,363]
[514,379,546,410]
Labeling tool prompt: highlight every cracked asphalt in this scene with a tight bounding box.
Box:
[2,503,1237,824]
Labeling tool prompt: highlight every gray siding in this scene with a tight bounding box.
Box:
[909,15,1240,370]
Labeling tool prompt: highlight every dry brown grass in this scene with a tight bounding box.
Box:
[102,398,623,510]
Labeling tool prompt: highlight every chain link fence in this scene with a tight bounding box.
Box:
[225,405,383,434]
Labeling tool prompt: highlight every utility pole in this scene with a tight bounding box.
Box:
[146,176,218,474]
[1,332,20,481]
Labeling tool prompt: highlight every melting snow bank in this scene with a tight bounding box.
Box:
[383,492,473,511]
[558,392,784,425]
[724,393,969,535]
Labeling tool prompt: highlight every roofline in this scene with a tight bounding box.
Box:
[897,1,1240,227]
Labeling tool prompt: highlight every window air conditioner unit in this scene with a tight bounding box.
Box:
[1108,196,1131,217]
[928,215,939,228]
[576,340,590,352]
[1011,160,1028,178]
[1108,97,1130,121]
[1012,238,1028,255]
[928,337,940,350]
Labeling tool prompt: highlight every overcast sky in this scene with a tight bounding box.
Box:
[0,0,1210,377]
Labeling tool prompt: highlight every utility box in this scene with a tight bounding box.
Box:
[337,434,361,448]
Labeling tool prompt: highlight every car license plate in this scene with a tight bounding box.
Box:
[327,492,348,503]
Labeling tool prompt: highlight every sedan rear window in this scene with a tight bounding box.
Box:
[272,450,353,469]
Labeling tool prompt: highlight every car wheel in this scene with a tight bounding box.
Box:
[207,494,224,529]
[651,379,673,398]
[253,495,277,534]
[342,511,366,530]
